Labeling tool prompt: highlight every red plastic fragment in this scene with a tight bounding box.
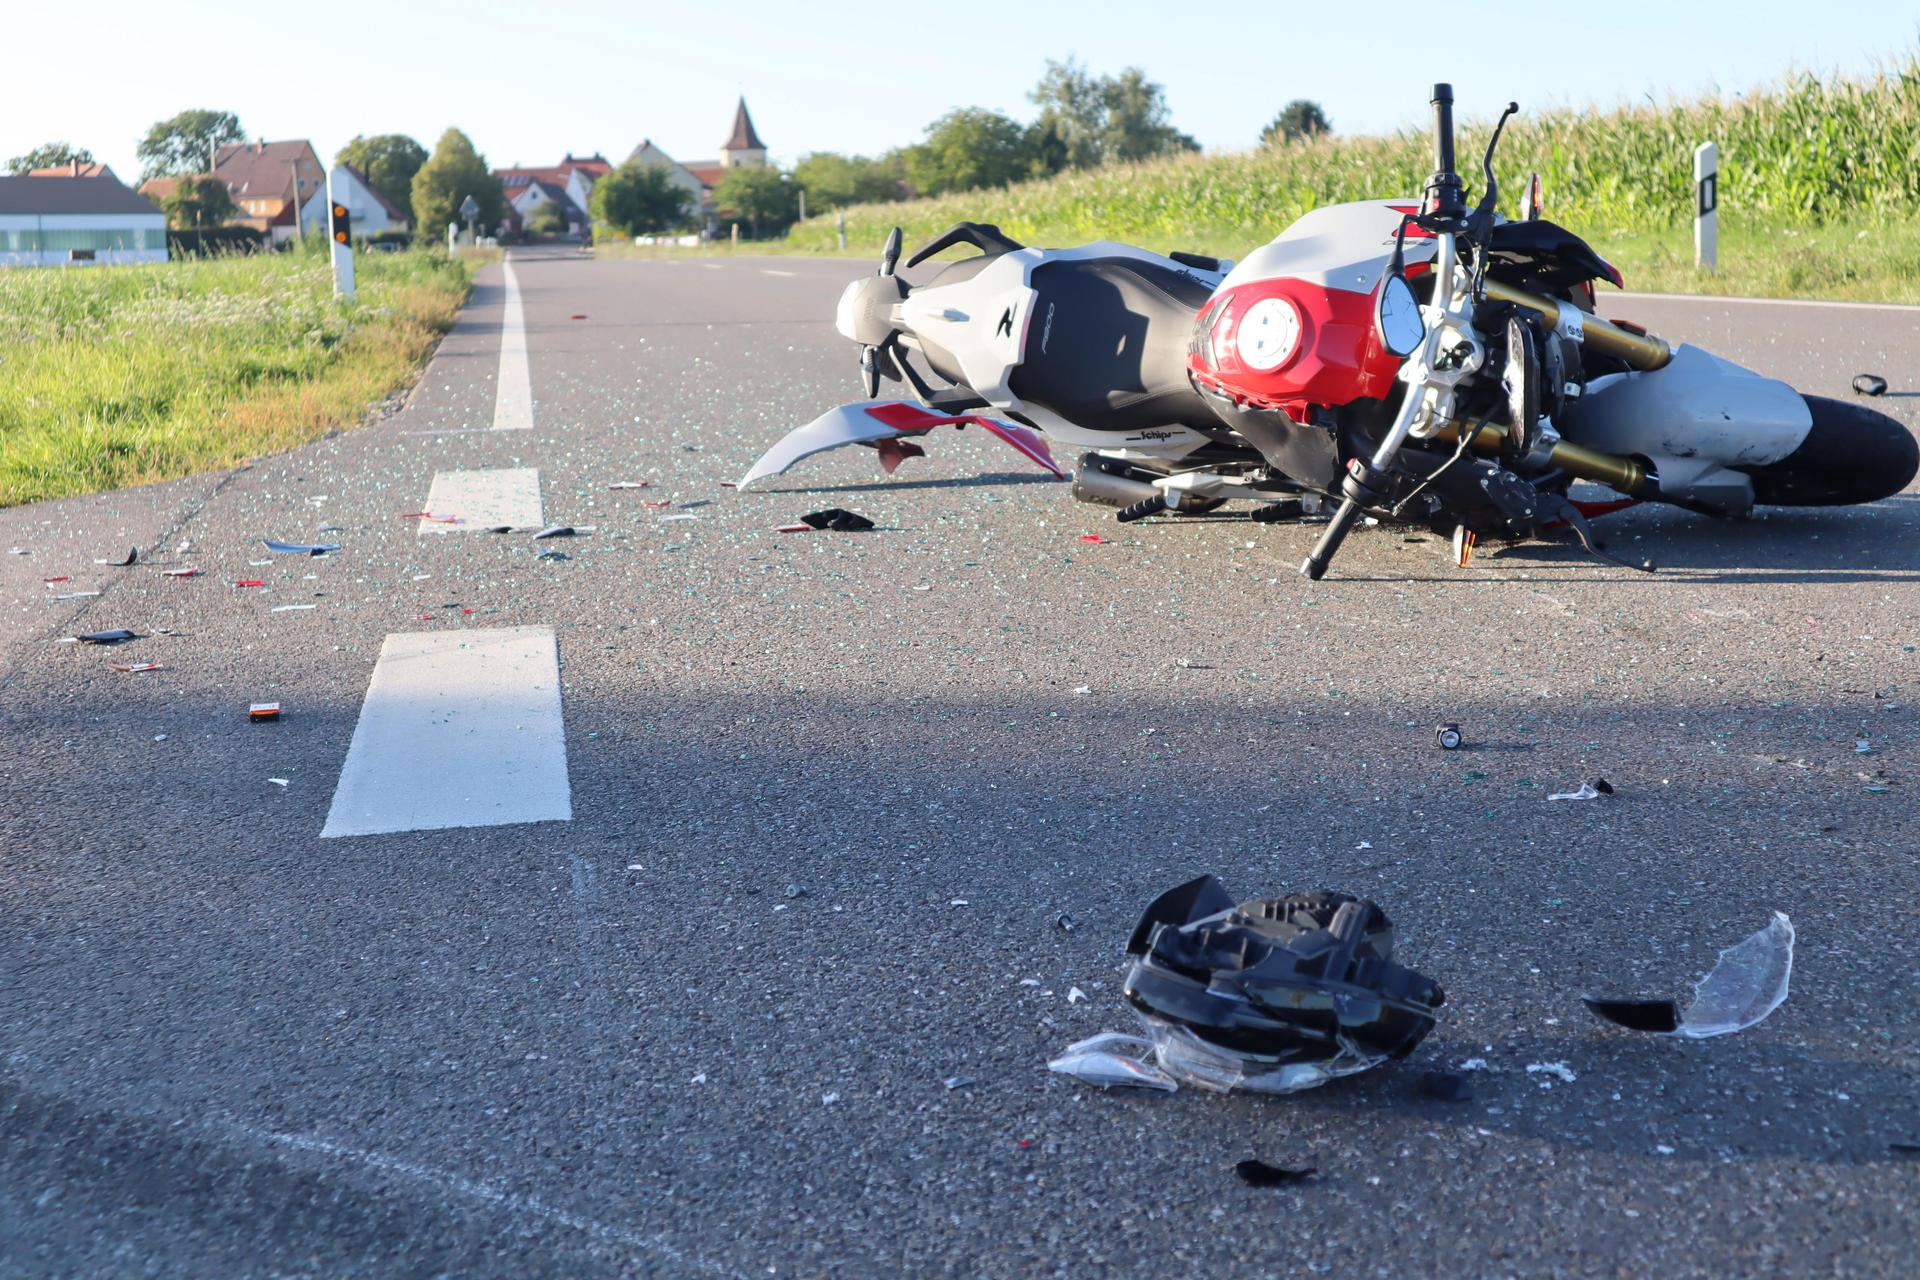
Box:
[776,523,811,533]
[42,576,70,583]
[1079,534,1109,545]
[235,579,265,588]
[570,314,588,320]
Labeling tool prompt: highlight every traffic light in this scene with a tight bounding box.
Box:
[328,199,351,247]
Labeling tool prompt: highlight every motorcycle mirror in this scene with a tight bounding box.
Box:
[1376,274,1425,358]
[880,226,902,277]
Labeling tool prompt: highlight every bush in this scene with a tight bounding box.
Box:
[167,226,266,257]
[524,201,569,235]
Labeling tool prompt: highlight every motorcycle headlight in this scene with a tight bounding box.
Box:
[1235,296,1302,371]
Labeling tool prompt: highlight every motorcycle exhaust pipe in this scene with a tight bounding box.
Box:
[1072,454,1163,507]
[1482,279,1672,372]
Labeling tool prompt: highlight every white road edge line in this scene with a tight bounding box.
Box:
[321,626,571,838]
[1614,291,1920,314]
[762,269,796,277]
[418,468,543,534]
[492,257,534,431]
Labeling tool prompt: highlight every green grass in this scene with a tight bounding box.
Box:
[0,245,472,507]
[782,60,1920,302]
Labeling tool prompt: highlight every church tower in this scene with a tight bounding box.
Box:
[718,97,768,169]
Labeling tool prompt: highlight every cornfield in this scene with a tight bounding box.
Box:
[788,60,1920,260]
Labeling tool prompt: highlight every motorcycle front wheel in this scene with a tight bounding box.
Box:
[1743,395,1919,506]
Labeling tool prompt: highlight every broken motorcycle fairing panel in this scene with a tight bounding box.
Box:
[736,400,1066,490]
[1051,875,1444,1095]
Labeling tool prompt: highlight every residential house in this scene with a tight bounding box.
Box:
[0,171,167,266]
[505,178,585,237]
[626,97,768,229]
[494,153,610,236]
[297,164,410,238]
[28,160,119,180]
[212,139,325,244]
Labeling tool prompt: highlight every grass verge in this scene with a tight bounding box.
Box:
[0,246,473,507]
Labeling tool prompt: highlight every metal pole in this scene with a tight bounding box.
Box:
[837,208,846,251]
[797,189,806,223]
[1694,142,1718,271]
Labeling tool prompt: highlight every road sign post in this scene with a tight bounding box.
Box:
[326,167,355,301]
[1694,142,1718,271]
[459,194,480,246]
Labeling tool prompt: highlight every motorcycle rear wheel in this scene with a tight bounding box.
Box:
[1743,395,1919,506]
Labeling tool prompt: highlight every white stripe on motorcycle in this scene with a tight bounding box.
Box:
[417,468,543,533]
[320,626,572,838]
[492,257,533,432]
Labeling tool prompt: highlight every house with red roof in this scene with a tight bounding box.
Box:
[495,153,610,237]
[209,139,325,244]
[625,97,769,231]
[297,164,411,238]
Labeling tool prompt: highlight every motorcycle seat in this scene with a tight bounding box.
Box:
[1010,257,1219,433]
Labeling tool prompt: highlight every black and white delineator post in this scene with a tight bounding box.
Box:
[1694,142,1718,271]
[326,166,355,300]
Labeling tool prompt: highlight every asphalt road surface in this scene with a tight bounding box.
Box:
[4,248,1919,1278]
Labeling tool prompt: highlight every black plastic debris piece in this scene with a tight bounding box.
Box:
[1889,1142,1920,1156]
[1052,910,1077,934]
[77,629,140,644]
[1593,778,1615,795]
[1124,876,1444,1068]
[94,546,138,567]
[533,526,575,540]
[800,508,875,533]
[536,550,570,561]
[482,526,514,534]
[1582,998,1681,1033]
[1853,374,1889,397]
[1234,1160,1316,1187]
[680,499,714,510]
[784,883,808,899]
[1435,723,1463,750]
[1420,1070,1475,1102]
[263,539,341,556]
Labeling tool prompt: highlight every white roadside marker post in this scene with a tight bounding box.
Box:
[837,208,847,251]
[326,166,355,301]
[1694,141,1718,271]
[447,222,457,254]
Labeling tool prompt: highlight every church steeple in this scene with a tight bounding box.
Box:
[719,97,767,168]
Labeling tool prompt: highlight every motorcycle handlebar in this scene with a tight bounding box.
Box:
[1300,495,1366,581]
[1430,83,1455,179]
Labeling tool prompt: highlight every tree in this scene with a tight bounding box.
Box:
[903,109,1032,196]
[792,152,902,209]
[1027,60,1198,171]
[714,166,799,239]
[590,160,692,236]
[336,134,428,213]
[137,109,244,179]
[1262,100,1332,148]
[411,128,505,238]
[524,201,569,236]
[6,142,94,175]
[160,174,237,229]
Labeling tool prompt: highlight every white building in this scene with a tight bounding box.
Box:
[298,164,411,238]
[0,172,167,267]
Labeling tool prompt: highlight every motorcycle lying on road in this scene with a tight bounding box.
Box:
[739,84,1918,579]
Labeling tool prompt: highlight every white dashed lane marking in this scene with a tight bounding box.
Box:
[762,269,796,277]
[492,257,533,431]
[419,468,543,533]
[320,626,572,838]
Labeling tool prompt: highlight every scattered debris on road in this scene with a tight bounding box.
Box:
[75,629,139,645]
[1853,373,1889,396]
[1526,1061,1578,1084]
[1050,876,1442,1094]
[1583,911,1793,1038]
[268,778,289,787]
[533,525,577,540]
[263,539,340,556]
[608,481,651,490]
[108,662,164,673]
[162,568,199,578]
[536,549,570,561]
[1549,779,1615,801]
[799,508,875,532]
[1434,722,1463,750]
[1234,1160,1317,1187]
[1051,911,1076,934]
[249,702,282,721]
[270,604,316,612]
[943,1075,974,1091]
[95,547,138,567]
[1078,534,1109,544]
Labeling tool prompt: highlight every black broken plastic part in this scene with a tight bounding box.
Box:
[1420,1070,1474,1102]
[1122,876,1444,1064]
[1234,1159,1316,1187]
[101,546,137,567]
[1853,373,1889,396]
[1581,996,1681,1033]
[77,629,138,644]
[800,508,875,532]
[533,526,575,539]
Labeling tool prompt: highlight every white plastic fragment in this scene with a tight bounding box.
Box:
[1050,1018,1389,1096]
[1673,911,1794,1038]
[268,778,289,787]
[1526,1061,1577,1083]
[1067,987,1087,1005]
[1549,783,1605,801]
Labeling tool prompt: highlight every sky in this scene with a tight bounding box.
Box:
[4,1,1916,185]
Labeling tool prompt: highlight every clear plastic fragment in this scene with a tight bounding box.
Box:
[1048,1018,1390,1096]
[1673,911,1794,1038]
